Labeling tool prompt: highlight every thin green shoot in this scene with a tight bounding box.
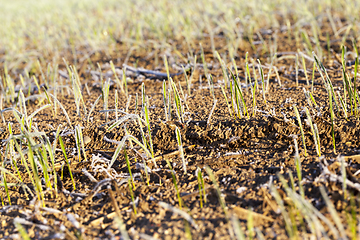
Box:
[75,125,87,162]
[200,44,209,82]
[293,105,307,157]
[164,54,170,81]
[128,178,137,215]
[329,93,336,154]
[58,136,76,190]
[257,59,266,104]
[319,186,346,239]
[175,126,186,174]
[245,52,250,87]
[14,220,30,240]
[169,77,184,123]
[311,61,316,93]
[115,90,119,120]
[135,93,138,115]
[50,94,72,127]
[87,94,102,123]
[273,66,282,87]
[106,133,155,170]
[314,53,339,112]
[207,74,215,100]
[114,216,130,240]
[293,137,305,199]
[337,91,348,120]
[102,79,111,122]
[13,141,35,198]
[142,89,154,158]
[162,80,168,121]
[252,79,257,117]
[231,215,245,240]
[110,60,123,93]
[182,65,191,96]
[27,140,45,206]
[122,67,128,98]
[340,156,346,200]
[220,86,234,119]
[124,149,135,189]
[43,88,55,118]
[265,55,275,92]
[247,209,254,240]
[230,69,249,119]
[1,169,11,205]
[295,53,299,87]
[184,219,193,240]
[305,107,321,157]
[348,193,357,240]
[215,51,229,89]
[188,55,197,96]
[270,181,295,238]
[38,145,52,191]
[178,82,190,111]
[166,159,183,209]
[301,53,309,85]
[205,166,229,220]
[32,75,42,95]
[44,136,58,196]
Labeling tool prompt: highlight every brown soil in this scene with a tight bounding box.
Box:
[1,24,360,239]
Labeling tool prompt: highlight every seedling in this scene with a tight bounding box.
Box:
[205,166,229,220]
[293,105,307,157]
[166,159,183,209]
[257,59,266,104]
[75,125,87,162]
[58,136,76,190]
[305,107,321,156]
[175,126,186,174]
[128,178,137,215]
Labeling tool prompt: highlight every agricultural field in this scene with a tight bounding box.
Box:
[1,0,360,239]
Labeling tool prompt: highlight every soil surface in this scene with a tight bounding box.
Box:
[1,23,360,239]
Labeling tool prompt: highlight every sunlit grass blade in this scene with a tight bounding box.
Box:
[58,136,76,190]
[166,159,183,209]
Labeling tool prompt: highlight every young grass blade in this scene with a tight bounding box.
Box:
[329,93,336,154]
[58,136,76,190]
[293,105,307,157]
[305,107,321,156]
[87,94,102,123]
[293,137,305,199]
[128,179,137,215]
[162,80,168,121]
[220,86,234,119]
[166,159,183,209]
[124,149,134,189]
[175,126,186,174]
[319,186,346,239]
[50,94,72,127]
[110,60,123,93]
[231,215,246,240]
[205,166,229,220]
[200,44,209,83]
[182,65,191,96]
[301,53,309,85]
[257,59,266,104]
[230,69,249,119]
[215,51,229,89]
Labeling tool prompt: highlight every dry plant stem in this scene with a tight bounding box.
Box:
[207,99,217,126]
